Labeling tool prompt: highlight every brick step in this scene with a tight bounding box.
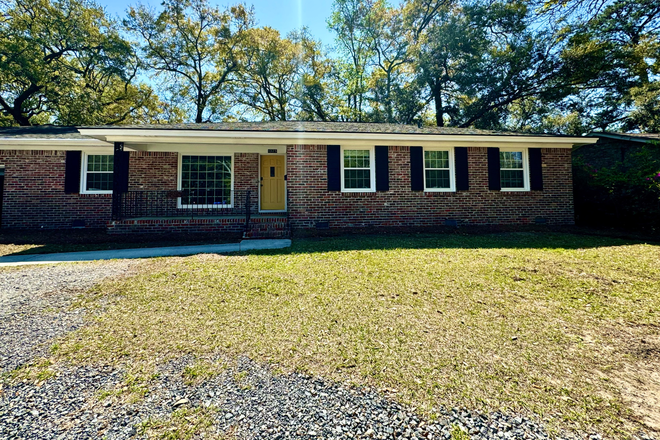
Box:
[248,223,288,230]
[244,229,290,239]
[244,216,289,239]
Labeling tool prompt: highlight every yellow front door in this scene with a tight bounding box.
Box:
[260,155,286,211]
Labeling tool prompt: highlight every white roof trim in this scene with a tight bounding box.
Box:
[79,128,596,148]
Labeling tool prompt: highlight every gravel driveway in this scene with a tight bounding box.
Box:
[1,261,650,440]
[2,355,558,440]
[0,262,137,373]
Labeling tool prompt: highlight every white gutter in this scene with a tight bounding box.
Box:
[79,128,597,148]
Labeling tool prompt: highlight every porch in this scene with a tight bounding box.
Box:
[105,142,289,237]
[110,189,289,237]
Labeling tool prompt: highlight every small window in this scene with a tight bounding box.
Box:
[180,155,232,207]
[81,154,113,193]
[341,147,375,192]
[424,149,455,191]
[500,149,529,191]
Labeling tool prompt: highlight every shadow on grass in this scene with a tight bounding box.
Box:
[1,226,657,259]
[265,226,657,255]
[0,229,243,257]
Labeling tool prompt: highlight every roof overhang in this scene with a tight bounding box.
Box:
[586,132,656,143]
[0,138,113,150]
[78,128,596,150]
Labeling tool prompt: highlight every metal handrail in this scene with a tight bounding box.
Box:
[244,190,251,235]
[114,189,255,220]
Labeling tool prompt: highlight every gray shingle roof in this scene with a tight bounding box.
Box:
[81,121,560,137]
[0,126,87,139]
[1,122,576,139]
[587,131,660,143]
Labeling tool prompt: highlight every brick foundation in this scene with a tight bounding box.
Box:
[107,215,286,235]
[285,145,574,229]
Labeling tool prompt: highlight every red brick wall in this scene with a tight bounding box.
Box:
[0,150,111,229]
[285,145,574,229]
[0,146,574,230]
[0,150,262,229]
[129,152,178,191]
[234,153,260,212]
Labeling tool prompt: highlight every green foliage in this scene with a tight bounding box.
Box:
[549,0,660,133]
[574,144,660,230]
[0,0,162,126]
[1,0,657,130]
[124,0,254,123]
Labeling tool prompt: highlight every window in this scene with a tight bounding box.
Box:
[82,154,113,193]
[341,147,375,192]
[424,149,455,191]
[180,155,232,207]
[500,149,529,191]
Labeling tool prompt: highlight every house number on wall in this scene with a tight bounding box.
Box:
[268,149,277,153]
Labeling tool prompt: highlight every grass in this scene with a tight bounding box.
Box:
[137,406,224,439]
[0,229,242,256]
[42,232,660,437]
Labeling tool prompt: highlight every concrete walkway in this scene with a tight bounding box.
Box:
[0,239,292,267]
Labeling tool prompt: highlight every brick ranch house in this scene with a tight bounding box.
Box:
[0,122,596,237]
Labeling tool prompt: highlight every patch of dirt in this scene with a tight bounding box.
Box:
[602,329,660,433]
[611,360,660,432]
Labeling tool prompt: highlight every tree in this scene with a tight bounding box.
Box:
[295,30,343,122]
[368,5,414,123]
[328,0,382,121]
[412,3,486,126]
[548,0,660,132]
[236,27,302,121]
[125,0,254,123]
[0,0,156,126]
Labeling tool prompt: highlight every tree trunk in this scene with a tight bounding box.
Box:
[433,85,444,127]
[195,91,206,123]
[14,112,33,126]
[385,72,393,123]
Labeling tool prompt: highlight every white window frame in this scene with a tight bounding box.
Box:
[80,152,114,195]
[177,153,235,208]
[340,146,376,193]
[423,147,456,192]
[499,147,530,192]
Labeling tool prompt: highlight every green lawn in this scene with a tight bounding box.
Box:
[44,232,660,437]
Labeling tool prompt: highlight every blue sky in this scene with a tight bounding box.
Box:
[103,0,336,47]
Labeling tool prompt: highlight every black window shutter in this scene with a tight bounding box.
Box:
[455,147,469,191]
[64,151,82,194]
[529,148,543,191]
[114,151,130,193]
[375,146,389,191]
[327,145,341,191]
[410,146,424,191]
[487,147,501,191]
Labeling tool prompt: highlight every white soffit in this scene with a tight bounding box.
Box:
[79,129,597,149]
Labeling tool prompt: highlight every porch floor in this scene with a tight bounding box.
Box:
[118,213,287,221]
[108,214,289,237]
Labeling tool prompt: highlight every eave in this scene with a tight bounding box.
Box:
[586,132,656,144]
[0,138,114,150]
[78,128,597,149]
